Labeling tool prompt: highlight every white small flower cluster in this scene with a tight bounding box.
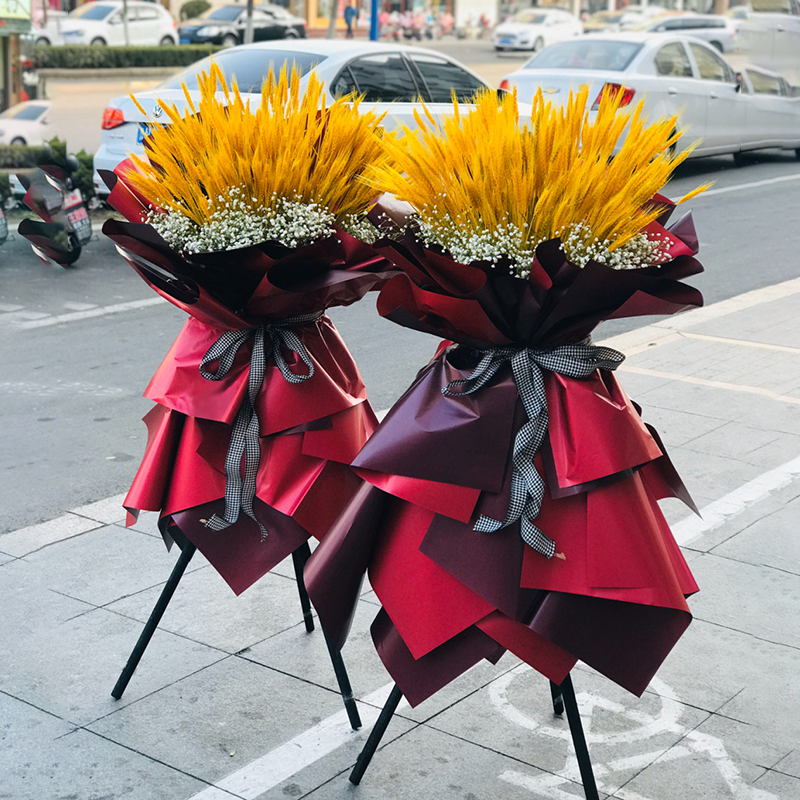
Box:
[417,216,539,279]
[340,214,378,244]
[560,222,671,270]
[148,187,337,254]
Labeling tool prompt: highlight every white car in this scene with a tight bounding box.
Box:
[644,14,739,53]
[0,101,52,146]
[493,9,582,52]
[738,0,800,85]
[499,33,800,161]
[93,40,490,196]
[583,5,667,34]
[60,1,178,46]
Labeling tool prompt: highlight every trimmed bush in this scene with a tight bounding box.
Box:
[181,0,211,20]
[0,173,10,205]
[0,144,52,169]
[33,44,222,70]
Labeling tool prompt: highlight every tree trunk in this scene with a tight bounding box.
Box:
[327,0,339,39]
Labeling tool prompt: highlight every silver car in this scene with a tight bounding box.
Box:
[92,40,488,197]
[499,33,800,162]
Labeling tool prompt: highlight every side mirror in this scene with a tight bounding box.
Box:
[735,72,743,92]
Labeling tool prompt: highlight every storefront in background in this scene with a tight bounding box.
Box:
[1,0,31,112]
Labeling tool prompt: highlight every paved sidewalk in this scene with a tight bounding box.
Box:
[2,279,800,800]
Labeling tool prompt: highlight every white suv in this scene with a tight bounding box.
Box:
[60,1,178,47]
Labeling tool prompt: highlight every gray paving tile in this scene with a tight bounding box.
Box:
[772,751,800,780]
[0,692,205,800]
[0,552,15,566]
[428,661,709,796]
[688,553,800,649]
[630,405,729,449]
[741,400,800,437]
[0,604,225,727]
[667,447,765,501]
[745,432,800,468]
[297,723,612,800]
[711,494,800,575]
[107,565,306,654]
[633,379,758,422]
[680,421,784,461]
[22,523,205,608]
[751,769,800,800]
[88,656,359,786]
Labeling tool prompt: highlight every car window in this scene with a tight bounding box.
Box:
[654,42,693,77]
[513,11,547,24]
[158,51,327,93]
[690,43,733,81]
[251,10,273,22]
[407,53,485,102]
[70,3,115,20]
[524,40,642,71]
[136,7,160,20]
[346,54,420,102]
[331,66,358,99]
[1,104,47,120]
[204,6,243,20]
[747,69,784,94]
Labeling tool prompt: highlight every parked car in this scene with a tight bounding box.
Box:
[583,5,666,33]
[93,40,489,196]
[178,4,306,46]
[738,0,800,84]
[32,9,68,46]
[0,101,52,146]
[498,33,800,161]
[644,14,739,52]
[493,9,582,52]
[60,1,178,46]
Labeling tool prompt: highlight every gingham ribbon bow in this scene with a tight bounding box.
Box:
[442,339,624,558]
[199,312,322,539]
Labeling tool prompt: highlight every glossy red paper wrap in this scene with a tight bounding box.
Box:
[305,196,703,706]
[102,163,390,594]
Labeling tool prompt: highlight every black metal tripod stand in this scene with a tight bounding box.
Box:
[110,534,362,731]
[349,673,599,799]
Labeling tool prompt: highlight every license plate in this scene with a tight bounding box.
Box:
[67,206,92,245]
[500,38,513,44]
[64,189,82,208]
[137,123,152,144]
[179,37,191,44]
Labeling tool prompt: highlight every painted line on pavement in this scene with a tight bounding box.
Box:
[17,297,166,329]
[672,454,800,546]
[692,171,800,199]
[186,682,399,800]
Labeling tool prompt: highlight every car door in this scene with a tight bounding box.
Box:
[252,9,281,41]
[742,68,797,147]
[132,5,163,45]
[687,42,744,151]
[332,53,425,132]
[651,41,709,150]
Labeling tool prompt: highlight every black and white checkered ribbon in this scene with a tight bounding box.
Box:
[199,312,322,539]
[442,339,624,558]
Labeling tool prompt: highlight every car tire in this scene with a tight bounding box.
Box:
[90,37,107,45]
[284,29,299,38]
[35,36,50,46]
[710,40,723,52]
[159,35,175,45]
[10,137,26,146]
[221,33,238,47]
[534,37,544,51]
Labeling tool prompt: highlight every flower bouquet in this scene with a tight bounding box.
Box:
[306,87,707,706]
[103,65,394,594]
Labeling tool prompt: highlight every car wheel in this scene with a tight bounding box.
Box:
[90,37,107,45]
[534,37,544,51]
[710,40,723,52]
[35,36,50,46]
[221,33,238,47]
[283,29,299,38]
[10,137,26,146]
[733,151,748,167]
[159,35,175,45]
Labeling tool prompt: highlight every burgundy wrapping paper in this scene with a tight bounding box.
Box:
[306,196,703,706]
[103,164,391,594]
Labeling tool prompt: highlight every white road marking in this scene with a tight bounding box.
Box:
[693,171,800,199]
[16,297,166,329]
[672,454,800,546]
[186,682,399,800]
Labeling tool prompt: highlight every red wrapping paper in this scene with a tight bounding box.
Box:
[102,164,390,594]
[306,198,703,704]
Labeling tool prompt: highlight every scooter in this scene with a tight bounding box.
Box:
[16,155,92,267]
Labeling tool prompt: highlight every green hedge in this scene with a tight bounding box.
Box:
[33,44,222,70]
[0,173,10,205]
[0,138,94,203]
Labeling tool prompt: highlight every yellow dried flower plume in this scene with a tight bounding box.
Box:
[368,87,709,263]
[124,62,392,227]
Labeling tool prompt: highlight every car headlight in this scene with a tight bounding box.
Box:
[196,25,221,37]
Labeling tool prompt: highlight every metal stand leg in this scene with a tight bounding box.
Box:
[293,540,362,731]
[349,684,404,785]
[111,541,197,699]
[291,542,315,633]
[550,680,564,716]
[558,674,600,800]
